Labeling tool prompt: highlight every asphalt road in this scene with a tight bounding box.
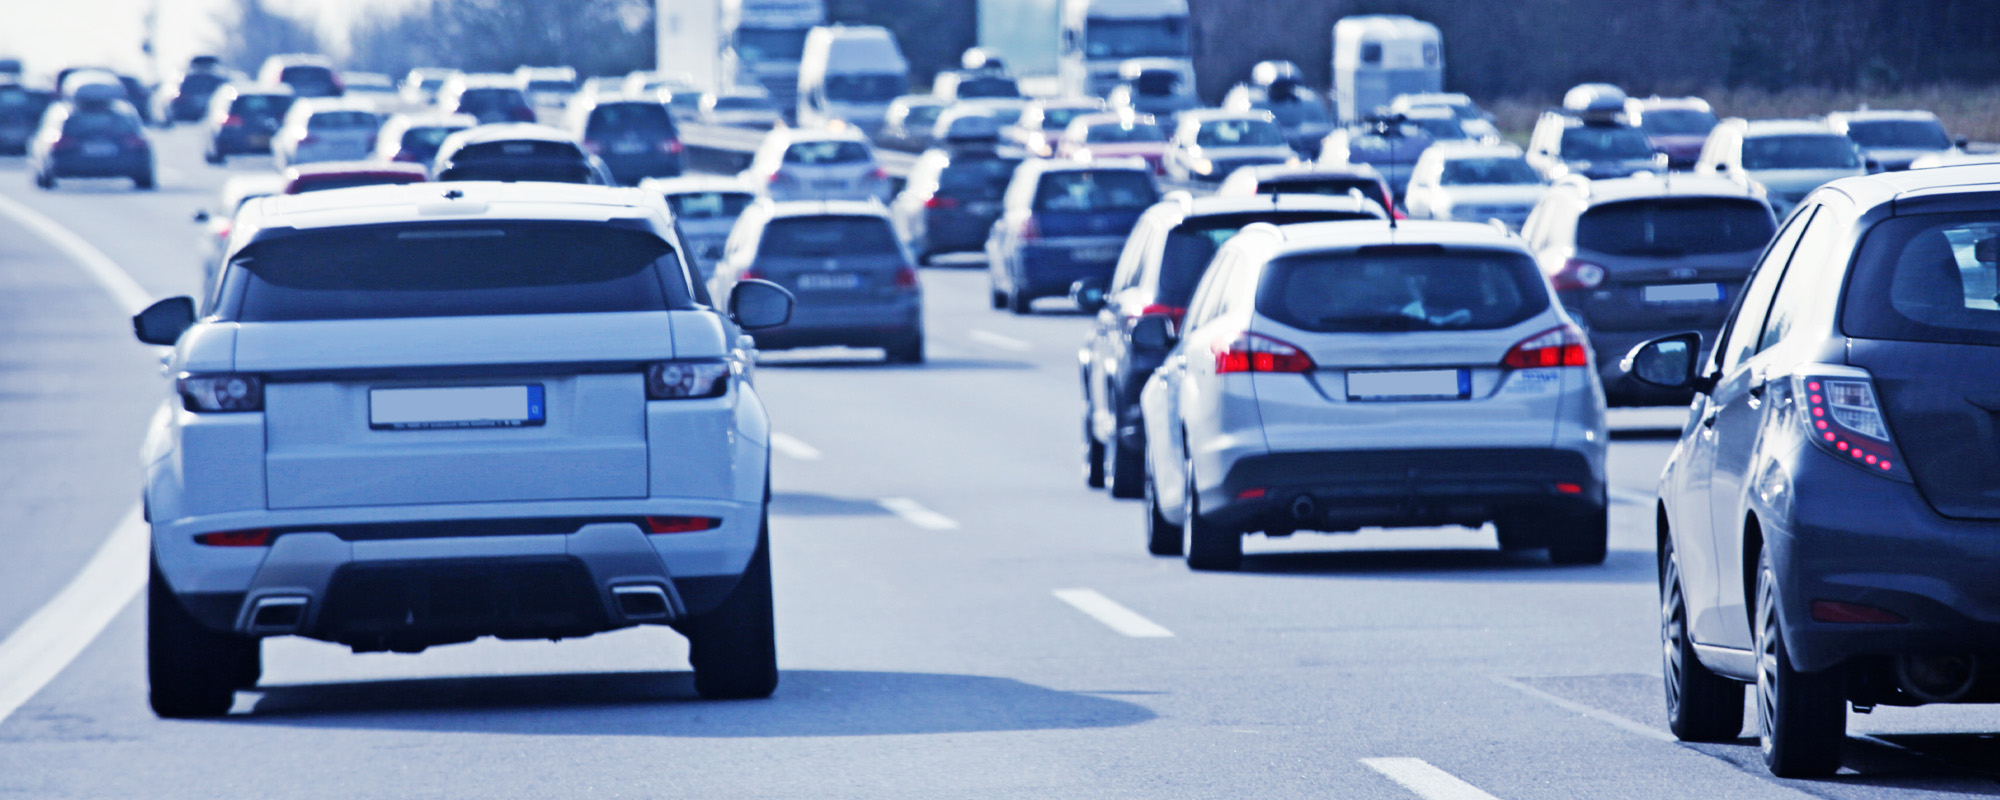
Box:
[1,127,1997,799]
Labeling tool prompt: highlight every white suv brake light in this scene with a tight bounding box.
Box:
[646,361,729,400]
[178,374,264,412]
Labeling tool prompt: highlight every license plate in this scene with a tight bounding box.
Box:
[247,135,269,148]
[1346,369,1470,401]
[611,140,646,155]
[813,180,851,190]
[81,142,117,156]
[795,272,860,291]
[1643,283,1724,304]
[370,385,545,430]
[1074,246,1120,263]
[965,202,998,215]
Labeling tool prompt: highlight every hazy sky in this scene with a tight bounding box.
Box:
[0,0,411,79]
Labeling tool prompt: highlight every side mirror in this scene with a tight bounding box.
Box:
[1130,314,1177,352]
[1620,332,1703,391]
[192,209,210,223]
[1865,157,1882,174]
[1070,277,1108,313]
[133,296,197,346]
[728,279,794,330]
[1956,136,1971,151]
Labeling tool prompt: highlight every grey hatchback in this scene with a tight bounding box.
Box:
[1624,163,2000,778]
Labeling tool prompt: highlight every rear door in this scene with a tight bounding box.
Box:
[1033,169,1159,257]
[752,215,908,308]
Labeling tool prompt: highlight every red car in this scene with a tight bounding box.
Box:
[281,161,428,194]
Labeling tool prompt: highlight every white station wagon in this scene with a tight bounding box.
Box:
[133,182,795,717]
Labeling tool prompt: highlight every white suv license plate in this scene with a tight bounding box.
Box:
[370,385,546,430]
[1347,369,1470,401]
[1643,283,1724,304]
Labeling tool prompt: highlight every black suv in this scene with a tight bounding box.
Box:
[1625,163,2000,778]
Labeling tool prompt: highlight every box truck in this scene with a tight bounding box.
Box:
[977,0,1192,99]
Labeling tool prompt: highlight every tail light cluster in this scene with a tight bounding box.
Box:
[644,516,721,534]
[1796,372,1907,478]
[924,196,958,210]
[893,265,920,289]
[509,106,537,122]
[1549,257,1607,290]
[1019,214,1042,242]
[1502,325,1589,369]
[1213,331,1315,374]
[195,528,272,547]
[221,114,244,127]
[662,139,685,155]
[646,360,729,400]
[179,374,264,412]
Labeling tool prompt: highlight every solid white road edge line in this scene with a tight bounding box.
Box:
[1490,675,1679,742]
[769,432,823,461]
[877,497,960,531]
[1052,589,1173,638]
[0,506,149,724]
[968,329,1033,352]
[0,192,155,315]
[1359,758,1502,800]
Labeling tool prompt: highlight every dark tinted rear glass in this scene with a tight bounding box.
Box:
[307,111,376,130]
[456,140,582,161]
[938,157,1021,197]
[783,140,871,164]
[1742,134,1861,170]
[179,74,227,94]
[1259,176,1383,199]
[954,76,1020,99]
[825,73,907,103]
[231,94,294,118]
[288,173,425,193]
[1157,212,1380,306]
[400,125,463,152]
[1084,122,1164,143]
[458,88,529,113]
[759,216,901,257]
[440,158,593,183]
[1257,248,1548,332]
[231,221,684,321]
[665,192,753,219]
[280,66,335,84]
[1844,211,2000,346]
[1639,109,1716,136]
[1575,198,1775,256]
[587,102,675,135]
[1032,170,1158,213]
[1559,126,1654,160]
[62,111,139,136]
[1844,120,1952,150]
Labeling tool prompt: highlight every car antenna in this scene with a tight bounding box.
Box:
[1374,111,1406,232]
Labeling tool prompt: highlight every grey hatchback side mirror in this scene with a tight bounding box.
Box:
[133,296,196,346]
[1621,332,1704,391]
[1130,314,1177,352]
[729,279,795,331]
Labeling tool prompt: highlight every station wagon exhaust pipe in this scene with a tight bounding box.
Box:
[1897,654,1978,703]
[1289,494,1319,524]
[611,584,672,620]
[245,595,309,634]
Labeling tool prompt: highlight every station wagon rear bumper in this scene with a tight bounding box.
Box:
[1204,447,1604,533]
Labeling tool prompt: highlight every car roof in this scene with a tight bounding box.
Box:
[1553,173,1762,206]
[1422,142,1526,160]
[771,127,869,144]
[1027,157,1152,175]
[1176,193,1388,218]
[1627,95,1712,112]
[222,82,292,96]
[1070,111,1158,127]
[1808,162,2000,209]
[1256,219,1524,258]
[284,161,429,179]
[1826,109,1939,123]
[293,98,379,115]
[456,74,524,88]
[1399,106,1458,120]
[1739,119,1840,137]
[387,112,479,127]
[449,123,578,145]
[762,199,892,219]
[243,182,666,231]
[580,93,663,107]
[1239,163,1382,180]
[639,175,757,195]
[1179,109,1273,124]
[1030,97,1106,110]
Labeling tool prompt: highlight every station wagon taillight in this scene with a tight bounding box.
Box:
[1213,331,1315,374]
[178,374,264,412]
[1502,325,1589,369]
[1796,371,1909,480]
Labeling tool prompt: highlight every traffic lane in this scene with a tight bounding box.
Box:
[0,208,162,642]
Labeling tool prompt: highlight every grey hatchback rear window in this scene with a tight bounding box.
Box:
[227,221,687,321]
[1257,247,1548,332]
[1844,211,2000,346]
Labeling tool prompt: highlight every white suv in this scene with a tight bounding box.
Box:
[1139,220,1609,570]
[132,182,796,717]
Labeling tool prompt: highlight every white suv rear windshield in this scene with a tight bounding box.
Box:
[1257,247,1548,332]
[227,221,688,321]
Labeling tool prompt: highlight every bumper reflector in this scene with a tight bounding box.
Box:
[1810,600,1907,624]
[1236,487,1268,500]
[1555,482,1584,495]
[195,528,272,547]
[644,516,722,534]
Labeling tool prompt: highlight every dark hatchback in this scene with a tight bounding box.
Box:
[987,161,1159,314]
[205,88,295,162]
[1624,164,2000,778]
[0,83,53,155]
[578,100,683,185]
[893,151,1021,263]
[31,99,153,189]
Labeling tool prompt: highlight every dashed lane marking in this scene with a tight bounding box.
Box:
[1490,675,1678,742]
[1361,758,1503,800]
[1052,588,1173,638]
[0,506,148,724]
[877,497,960,531]
[769,432,823,461]
[968,329,1033,352]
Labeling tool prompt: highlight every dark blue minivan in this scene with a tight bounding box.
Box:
[986,160,1159,314]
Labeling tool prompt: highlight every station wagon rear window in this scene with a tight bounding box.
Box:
[1032,170,1158,212]
[1257,248,1548,332]
[1844,212,2000,345]
[227,221,688,321]
[758,216,899,257]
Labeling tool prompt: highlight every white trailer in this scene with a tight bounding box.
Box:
[977,0,1191,99]
[656,0,727,94]
[1332,15,1443,124]
[655,0,823,101]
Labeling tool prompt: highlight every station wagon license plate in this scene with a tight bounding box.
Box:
[1346,369,1471,401]
[1643,283,1724,304]
[369,385,545,430]
[795,272,860,291]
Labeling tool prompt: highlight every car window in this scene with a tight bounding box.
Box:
[401,126,464,152]
[757,215,900,256]
[1085,122,1165,143]
[1260,176,1383,200]
[1559,126,1655,160]
[458,88,528,112]
[1758,208,1842,351]
[1256,247,1547,332]
[666,191,753,220]
[1741,135,1861,170]
[1575,199,1775,256]
[1183,252,1233,332]
[1843,212,2000,346]
[1157,212,1380,307]
[1039,107,1095,130]
[289,173,425,193]
[228,221,686,321]
[454,140,583,161]
[783,140,872,164]
[1717,207,1815,373]
[1032,170,1158,213]
[904,105,944,130]
[1111,219,1158,291]
[1638,109,1717,136]
[231,95,293,118]
[1843,120,1951,150]
[953,76,1020,99]
[587,103,675,135]
[1439,157,1542,185]
[307,111,376,131]
[1195,119,1286,148]
[61,111,139,136]
[937,157,1021,198]
[825,73,908,103]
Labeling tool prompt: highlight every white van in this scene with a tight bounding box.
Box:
[797,25,909,136]
[1331,15,1442,124]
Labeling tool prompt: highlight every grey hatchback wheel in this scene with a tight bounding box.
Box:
[1662,537,1744,741]
[1756,545,1845,777]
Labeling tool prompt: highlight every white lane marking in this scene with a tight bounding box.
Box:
[0,506,149,724]
[877,498,960,531]
[1490,675,1678,742]
[769,432,823,461]
[1052,588,1174,638]
[1610,488,1655,507]
[1360,758,1503,800]
[968,329,1032,352]
[0,192,155,315]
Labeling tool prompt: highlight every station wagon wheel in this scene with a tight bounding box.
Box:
[1755,545,1845,777]
[1144,472,1181,556]
[1662,537,1743,741]
[1083,413,1107,488]
[1183,466,1241,571]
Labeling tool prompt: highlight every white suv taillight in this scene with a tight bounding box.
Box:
[1501,325,1589,369]
[1796,370,1908,479]
[646,361,729,400]
[1213,331,1315,374]
[178,374,263,412]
